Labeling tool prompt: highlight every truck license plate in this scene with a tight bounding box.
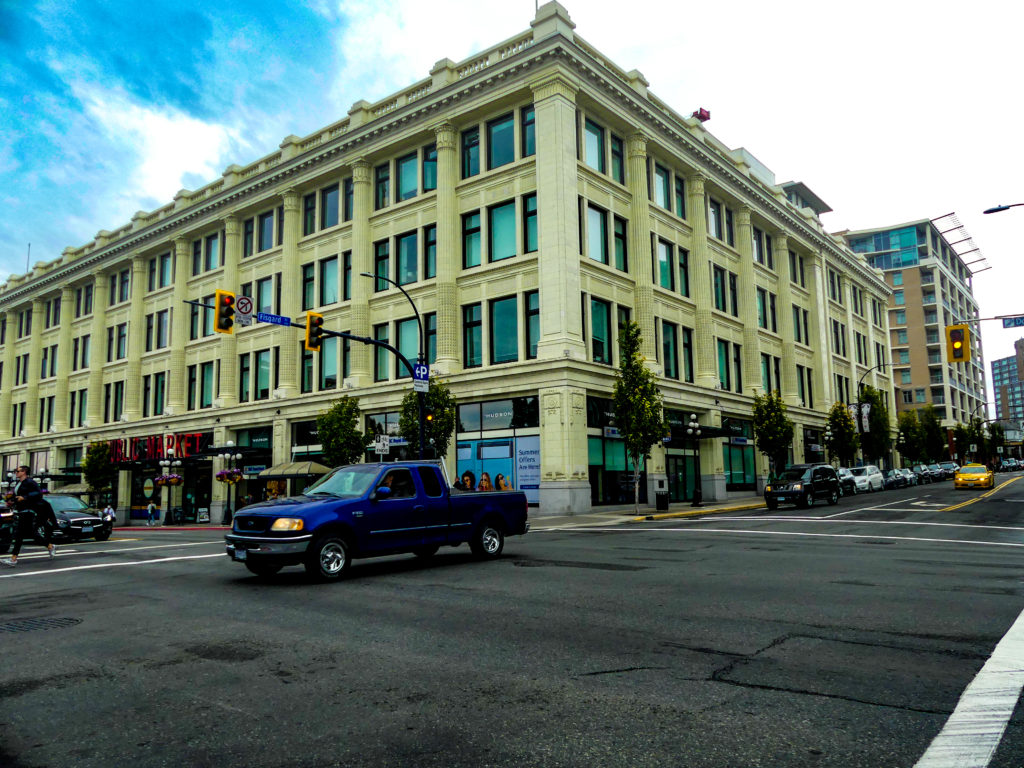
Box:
[82,525,93,533]
[234,548,247,561]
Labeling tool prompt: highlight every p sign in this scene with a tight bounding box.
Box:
[413,364,429,393]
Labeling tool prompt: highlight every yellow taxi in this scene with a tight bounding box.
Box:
[954,463,995,490]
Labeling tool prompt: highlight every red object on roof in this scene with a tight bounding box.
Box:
[691,108,710,122]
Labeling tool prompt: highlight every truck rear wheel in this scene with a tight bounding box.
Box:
[469,522,504,559]
[304,535,351,581]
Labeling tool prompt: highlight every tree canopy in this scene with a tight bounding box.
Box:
[826,401,859,466]
[399,378,457,460]
[752,391,794,477]
[317,396,370,467]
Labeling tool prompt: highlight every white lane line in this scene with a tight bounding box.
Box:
[12,540,220,560]
[914,607,1024,768]
[703,517,1024,533]
[535,526,1024,549]
[0,553,224,578]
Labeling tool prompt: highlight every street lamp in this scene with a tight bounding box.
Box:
[823,424,834,466]
[217,440,243,525]
[983,204,1024,214]
[686,413,703,507]
[360,272,427,459]
[158,452,182,525]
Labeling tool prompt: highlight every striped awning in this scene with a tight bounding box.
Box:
[257,461,332,480]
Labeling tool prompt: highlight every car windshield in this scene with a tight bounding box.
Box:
[775,468,811,482]
[303,465,380,498]
[929,464,941,470]
[850,468,868,476]
[960,465,988,475]
[46,495,91,513]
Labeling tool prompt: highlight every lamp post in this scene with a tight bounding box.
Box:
[855,360,889,463]
[686,413,703,507]
[983,204,1024,214]
[895,429,905,466]
[218,440,243,525]
[824,424,834,467]
[360,272,426,459]
[158,451,182,525]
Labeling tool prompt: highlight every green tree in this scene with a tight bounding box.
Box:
[988,422,1006,463]
[965,417,989,463]
[858,386,891,464]
[752,391,795,478]
[399,378,457,460]
[952,423,970,464]
[826,401,859,466]
[81,442,117,495]
[896,410,924,464]
[919,404,946,461]
[612,322,665,514]
[317,396,370,467]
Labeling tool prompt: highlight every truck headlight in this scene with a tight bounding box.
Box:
[271,518,304,532]
[58,519,69,528]
[791,483,802,491]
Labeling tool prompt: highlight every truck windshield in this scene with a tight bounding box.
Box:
[303,465,379,498]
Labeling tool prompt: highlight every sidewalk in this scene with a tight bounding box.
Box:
[530,494,766,528]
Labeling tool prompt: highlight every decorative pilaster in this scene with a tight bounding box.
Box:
[685,173,718,389]
[86,273,110,426]
[123,256,147,420]
[773,234,800,407]
[531,73,586,361]
[345,159,373,387]
[24,298,44,435]
[53,286,74,431]
[734,206,762,396]
[167,238,190,414]
[625,132,657,364]
[432,121,460,373]
[277,192,301,396]
[808,250,831,407]
[537,385,590,514]
[0,311,17,435]
[219,215,241,408]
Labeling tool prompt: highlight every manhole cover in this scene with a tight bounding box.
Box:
[0,617,82,633]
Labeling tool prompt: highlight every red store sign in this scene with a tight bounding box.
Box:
[107,432,213,463]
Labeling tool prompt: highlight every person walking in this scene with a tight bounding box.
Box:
[0,465,56,566]
[146,499,158,527]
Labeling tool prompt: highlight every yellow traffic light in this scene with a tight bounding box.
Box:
[945,323,971,363]
[213,289,235,334]
[305,311,325,351]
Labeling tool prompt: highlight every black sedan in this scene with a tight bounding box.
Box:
[883,469,908,490]
[34,494,114,543]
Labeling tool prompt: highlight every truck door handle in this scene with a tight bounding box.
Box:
[413,505,425,513]
[353,511,363,517]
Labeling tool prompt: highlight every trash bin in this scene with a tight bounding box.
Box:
[655,490,669,511]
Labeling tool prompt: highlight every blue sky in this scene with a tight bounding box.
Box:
[2,0,1022,399]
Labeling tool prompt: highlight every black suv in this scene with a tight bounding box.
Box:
[765,464,840,510]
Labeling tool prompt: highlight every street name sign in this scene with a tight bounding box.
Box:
[257,312,291,326]
[1002,316,1024,329]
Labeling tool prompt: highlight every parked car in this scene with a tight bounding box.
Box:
[899,468,919,486]
[928,463,947,481]
[883,469,908,490]
[939,461,960,478]
[1001,458,1020,472]
[911,464,933,484]
[954,463,995,490]
[764,464,840,510]
[225,462,529,580]
[0,503,15,554]
[836,468,857,496]
[849,465,884,493]
[36,494,114,543]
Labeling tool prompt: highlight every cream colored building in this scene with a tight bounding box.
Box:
[0,2,894,519]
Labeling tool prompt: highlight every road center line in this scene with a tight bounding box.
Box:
[710,517,1024,532]
[0,553,225,578]
[914,606,1024,768]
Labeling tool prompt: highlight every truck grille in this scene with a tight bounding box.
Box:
[234,516,270,534]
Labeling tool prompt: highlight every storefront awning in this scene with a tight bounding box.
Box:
[258,461,332,480]
[54,482,91,495]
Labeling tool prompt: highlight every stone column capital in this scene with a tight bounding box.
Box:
[626,132,648,158]
[282,189,301,211]
[529,72,579,103]
[687,172,707,195]
[173,236,189,255]
[736,205,752,226]
[224,214,241,236]
[351,158,372,184]
[432,120,457,150]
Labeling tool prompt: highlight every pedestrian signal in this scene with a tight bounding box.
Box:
[945,324,970,363]
[305,311,325,351]
[214,290,235,334]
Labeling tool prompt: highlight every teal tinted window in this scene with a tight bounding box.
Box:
[463,212,481,268]
[374,324,389,381]
[396,318,418,377]
[657,240,673,290]
[463,304,482,367]
[654,164,670,209]
[717,339,730,389]
[422,144,437,191]
[374,241,389,292]
[663,321,678,379]
[610,136,624,183]
[320,256,338,305]
[258,211,274,251]
[321,184,339,229]
[425,313,436,364]
[396,153,417,201]
[490,296,518,364]
[587,206,607,264]
[521,106,535,157]
[677,248,689,296]
[374,164,389,210]
[613,217,627,271]
[525,291,539,359]
[523,194,538,253]
[489,202,516,262]
[320,337,337,390]
[462,128,479,178]
[424,225,436,279]
[397,231,417,285]
[584,119,605,173]
[591,298,611,364]
[487,113,515,170]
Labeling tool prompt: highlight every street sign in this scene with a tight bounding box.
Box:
[970,443,978,453]
[997,446,1004,454]
[374,435,390,455]
[1001,316,1024,329]
[413,363,429,393]
[236,296,253,327]
[256,312,291,326]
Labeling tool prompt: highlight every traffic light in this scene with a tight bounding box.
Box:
[214,289,235,334]
[305,311,325,351]
[946,324,971,363]
[424,408,434,424]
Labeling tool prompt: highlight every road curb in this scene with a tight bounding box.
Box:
[116,526,231,531]
[634,501,766,522]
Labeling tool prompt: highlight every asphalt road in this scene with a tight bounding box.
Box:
[2,473,1024,768]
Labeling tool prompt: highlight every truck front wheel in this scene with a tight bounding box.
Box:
[470,522,504,559]
[304,535,352,581]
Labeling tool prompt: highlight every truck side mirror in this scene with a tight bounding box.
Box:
[371,485,392,501]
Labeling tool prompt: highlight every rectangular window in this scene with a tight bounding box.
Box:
[342,252,352,300]
[320,337,338,390]
[116,323,127,360]
[321,183,339,229]
[463,212,481,268]
[239,353,251,403]
[789,251,805,287]
[610,135,624,184]
[204,234,220,272]
[422,144,437,192]
[199,361,215,409]
[343,178,354,221]
[523,194,538,253]
[894,290,905,306]
[373,324,389,381]
[490,296,518,364]
[717,339,731,391]
[374,241,389,291]
[583,119,605,173]
[757,288,768,329]
[254,350,271,400]
[463,304,482,368]
[713,266,727,311]
[258,211,274,252]
[525,291,539,360]
[301,347,314,394]
[396,152,417,202]
[591,297,612,364]
[301,263,315,310]
[394,319,418,380]
[489,201,516,262]
[374,163,390,210]
[613,216,627,272]
[521,106,535,157]
[152,372,166,416]
[728,273,738,317]
[674,177,685,218]
[761,353,772,394]
[156,310,169,349]
[662,320,678,379]
[681,327,694,383]
[752,227,766,266]
[653,164,670,209]
[587,205,608,265]
[396,232,418,285]
[302,193,316,236]
[709,200,723,239]
[462,127,480,178]
[423,227,436,279]
[487,113,515,170]
[320,256,339,305]
[733,343,743,394]
[656,239,674,291]
[255,278,273,315]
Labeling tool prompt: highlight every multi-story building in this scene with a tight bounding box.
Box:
[842,220,986,427]
[993,341,1024,423]
[0,2,893,520]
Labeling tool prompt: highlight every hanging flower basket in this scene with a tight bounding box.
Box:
[216,468,243,485]
[155,474,183,487]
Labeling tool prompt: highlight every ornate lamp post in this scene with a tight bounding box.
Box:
[158,450,182,524]
[217,440,244,525]
[823,424,834,466]
[686,413,703,507]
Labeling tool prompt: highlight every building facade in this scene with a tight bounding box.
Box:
[843,220,986,428]
[993,341,1024,423]
[0,2,894,520]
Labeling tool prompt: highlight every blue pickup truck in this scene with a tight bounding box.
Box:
[225,461,529,580]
